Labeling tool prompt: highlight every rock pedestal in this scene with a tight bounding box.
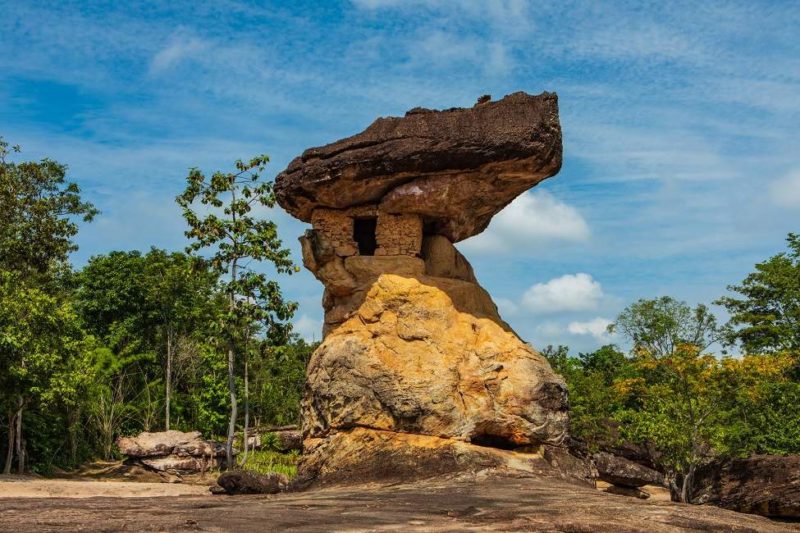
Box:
[276,92,577,486]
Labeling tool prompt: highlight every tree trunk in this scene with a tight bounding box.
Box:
[681,464,696,504]
[3,410,15,475]
[165,329,173,431]
[15,396,24,475]
[68,407,79,466]
[225,256,239,470]
[226,345,238,470]
[242,347,250,465]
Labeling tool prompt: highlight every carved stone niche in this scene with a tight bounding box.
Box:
[309,207,423,260]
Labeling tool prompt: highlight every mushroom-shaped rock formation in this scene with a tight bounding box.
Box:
[276,92,579,487]
[275,91,562,243]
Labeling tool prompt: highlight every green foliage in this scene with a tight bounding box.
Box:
[716,232,800,354]
[543,344,634,451]
[253,339,316,426]
[240,449,299,478]
[0,137,97,275]
[0,138,97,473]
[559,294,798,503]
[609,296,722,357]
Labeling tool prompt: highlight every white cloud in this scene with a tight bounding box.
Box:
[150,33,208,75]
[458,191,589,254]
[293,314,322,343]
[494,297,518,317]
[521,273,603,314]
[567,317,613,341]
[769,170,800,208]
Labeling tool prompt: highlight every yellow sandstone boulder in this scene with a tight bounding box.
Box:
[303,274,569,450]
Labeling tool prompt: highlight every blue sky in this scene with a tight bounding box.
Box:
[2,0,798,352]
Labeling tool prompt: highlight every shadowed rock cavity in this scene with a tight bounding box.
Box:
[275,92,578,486]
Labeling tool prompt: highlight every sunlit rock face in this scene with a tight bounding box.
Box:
[275,92,574,486]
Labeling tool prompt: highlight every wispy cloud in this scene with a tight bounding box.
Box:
[149,31,208,75]
[770,170,800,209]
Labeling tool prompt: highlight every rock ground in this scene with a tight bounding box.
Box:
[0,474,796,532]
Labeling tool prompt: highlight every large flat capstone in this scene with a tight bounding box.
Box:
[275,92,562,242]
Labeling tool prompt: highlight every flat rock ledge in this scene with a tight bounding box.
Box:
[1,472,795,532]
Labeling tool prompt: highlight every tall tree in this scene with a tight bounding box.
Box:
[0,272,86,473]
[610,296,722,358]
[0,137,95,473]
[177,154,297,467]
[716,232,800,354]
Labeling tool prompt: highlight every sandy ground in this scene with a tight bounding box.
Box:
[0,474,796,532]
[0,476,209,498]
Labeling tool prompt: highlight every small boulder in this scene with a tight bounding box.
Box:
[593,452,664,488]
[604,484,650,499]
[116,430,228,474]
[215,471,288,495]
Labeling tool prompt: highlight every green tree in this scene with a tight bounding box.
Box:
[177,154,297,467]
[543,345,634,451]
[0,272,86,473]
[716,232,800,353]
[610,296,722,358]
[609,297,791,503]
[0,137,97,275]
[0,137,95,473]
[75,249,223,437]
[616,347,791,503]
[252,338,316,427]
[143,249,219,430]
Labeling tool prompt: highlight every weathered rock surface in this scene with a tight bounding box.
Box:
[691,454,800,519]
[215,471,288,495]
[276,92,562,242]
[302,275,568,453]
[593,451,664,488]
[3,474,796,532]
[116,430,226,473]
[294,428,592,490]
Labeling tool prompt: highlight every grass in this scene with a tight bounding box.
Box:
[238,449,299,478]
